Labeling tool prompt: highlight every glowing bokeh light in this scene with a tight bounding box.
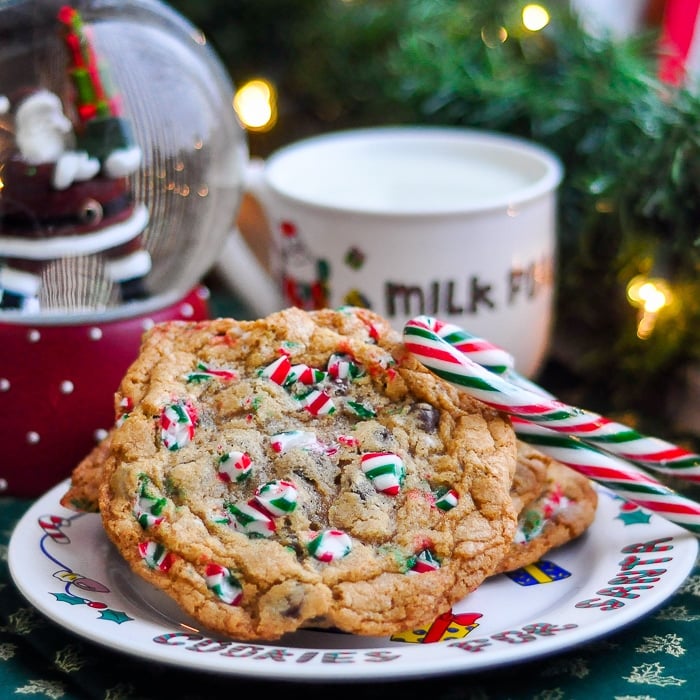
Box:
[626,275,672,339]
[481,25,508,47]
[233,78,277,132]
[637,282,667,313]
[522,4,550,32]
[627,276,671,312]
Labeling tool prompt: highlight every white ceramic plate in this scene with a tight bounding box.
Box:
[9,478,698,682]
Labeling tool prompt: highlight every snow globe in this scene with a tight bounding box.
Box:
[0,0,248,495]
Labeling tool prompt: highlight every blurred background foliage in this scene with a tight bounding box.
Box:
[168,0,700,441]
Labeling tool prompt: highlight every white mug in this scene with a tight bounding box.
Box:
[218,126,563,378]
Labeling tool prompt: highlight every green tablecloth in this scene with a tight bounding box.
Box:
[1,494,699,700]
[3,289,699,698]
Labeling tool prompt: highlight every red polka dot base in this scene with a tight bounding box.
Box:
[0,286,210,497]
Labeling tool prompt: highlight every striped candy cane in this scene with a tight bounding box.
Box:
[405,316,700,483]
[403,316,700,535]
[512,417,700,534]
[425,317,550,397]
[426,318,700,513]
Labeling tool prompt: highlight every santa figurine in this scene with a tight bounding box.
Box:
[0,6,151,311]
[13,88,100,189]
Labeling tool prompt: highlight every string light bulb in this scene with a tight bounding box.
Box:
[233,78,277,132]
[626,274,672,340]
[522,4,550,32]
[481,25,508,47]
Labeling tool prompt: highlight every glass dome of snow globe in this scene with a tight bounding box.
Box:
[0,0,248,496]
[0,0,246,315]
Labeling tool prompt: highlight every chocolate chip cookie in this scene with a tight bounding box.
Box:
[98,306,518,640]
[493,443,598,575]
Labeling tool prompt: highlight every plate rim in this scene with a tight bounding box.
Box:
[8,478,699,682]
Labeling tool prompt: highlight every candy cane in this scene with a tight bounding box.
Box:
[426,317,550,397]
[403,316,700,536]
[511,417,700,534]
[405,316,700,482]
[426,318,700,510]
[38,514,71,544]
